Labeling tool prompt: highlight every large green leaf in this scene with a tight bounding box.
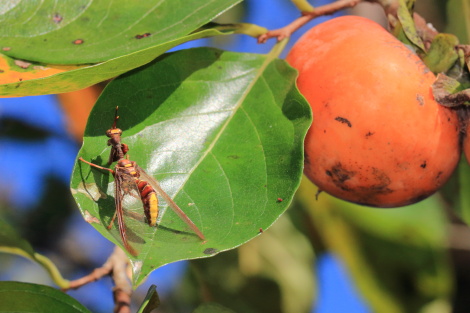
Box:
[0,0,240,64]
[70,46,312,286]
[0,282,90,313]
[0,26,236,97]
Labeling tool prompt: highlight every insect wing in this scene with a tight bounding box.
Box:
[135,165,205,240]
[113,167,143,256]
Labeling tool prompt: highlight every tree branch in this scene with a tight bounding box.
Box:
[64,247,133,313]
[258,0,364,43]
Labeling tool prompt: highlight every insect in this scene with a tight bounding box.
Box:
[105,106,129,165]
[79,109,205,256]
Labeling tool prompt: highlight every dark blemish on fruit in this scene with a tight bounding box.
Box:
[73,39,84,45]
[416,94,424,106]
[420,161,427,169]
[0,69,4,73]
[326,163,356,191]
[365,131,374,137]
[52,13,63,24]
[335,116,352,127]
[203,248,218,255]
[368,168,393,194]
[435,171,443,181]
[135,33,151,39]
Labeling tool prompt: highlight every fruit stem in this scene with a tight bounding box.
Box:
[257,0,364,43]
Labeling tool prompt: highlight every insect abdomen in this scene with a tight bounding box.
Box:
[137,179,159,226]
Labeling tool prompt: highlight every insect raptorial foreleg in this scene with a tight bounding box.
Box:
[78,157,115,175]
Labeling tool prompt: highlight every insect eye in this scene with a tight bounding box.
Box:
[106,129,123,137]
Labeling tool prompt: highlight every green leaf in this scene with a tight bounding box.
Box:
[70,47,312,286]
[396,0,425,51]
[446,0,470,44]
[298,177,453,313]
[0,218,70,288]
[137,285,160,313]
[186,212,315,313]
[0,217,35,257]
[452,157,470,225]
[0,25,235,97]
[0,0,240,64]
[422,33,459,74]
[0,281,90,313]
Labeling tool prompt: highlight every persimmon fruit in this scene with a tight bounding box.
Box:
[286,16,460,207]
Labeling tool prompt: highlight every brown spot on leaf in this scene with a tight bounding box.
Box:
[14,60,31,69]
[203,248,219,255]
[2,47,11,51]
[73,39,84,45]
[135,33,151,39]
[52,13,63,24]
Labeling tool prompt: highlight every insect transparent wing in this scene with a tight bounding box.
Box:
[135,165,205,240]
[113,168,139,256]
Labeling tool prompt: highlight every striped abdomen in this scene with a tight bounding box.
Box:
[136,179,159,226]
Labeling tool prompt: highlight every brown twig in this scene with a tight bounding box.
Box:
[64,247,133,313]
[257,0,364,43]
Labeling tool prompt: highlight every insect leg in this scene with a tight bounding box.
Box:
[78,157,115,175]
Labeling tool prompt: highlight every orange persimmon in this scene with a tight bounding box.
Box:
[286,16,460,207]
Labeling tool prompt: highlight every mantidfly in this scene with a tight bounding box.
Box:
[79,107,205,256]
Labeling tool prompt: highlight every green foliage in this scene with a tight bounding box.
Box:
[0,0,469,312]
[71,46,312,286]
[137,285,160,313]
[396,0,425,51]
[446,0,470,44]
[0,282,90,312]
[194,302,237,313]
[297,177,453,313]
[0,0,240,64]
[0,25,238,97]
[0,218,69,289]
